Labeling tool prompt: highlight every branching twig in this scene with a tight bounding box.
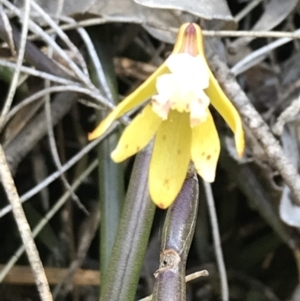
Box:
[30,1,88,76]
[207,50,300,206]
[0,11,72,80]
[272,95,300,136]
[44,95,89,214]
[58,16,114,102]
[0,159,98,283]
[230,28,300,75]
[139,270,209,301]
[52,203,100,298]
[4,92,77,173]
[0,58,78,84]
[0,5,16,55]
[5,85,108,127]
[0,122,119,218]
[42,7,88,215]
[2,0,96,90]
[152,171,199,301]
[0,0,30,131]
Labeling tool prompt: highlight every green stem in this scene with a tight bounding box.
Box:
[100,146,156,301]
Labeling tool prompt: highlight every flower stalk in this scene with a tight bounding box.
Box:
[99,145,155,301]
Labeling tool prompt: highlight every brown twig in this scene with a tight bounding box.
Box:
[0,14,80,174]
[1,265,100,286]
[139,270,208,301]
[4,92,77,174]
[0,18,72,79]
[0,0,31,131]
[0,160,98,284]
[53,204,100,297]
[152,172,199,301]
[0,145,53,301]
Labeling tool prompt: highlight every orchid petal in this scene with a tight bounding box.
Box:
[111,105,162,162]
[149,110,191,209]
[88,62,169,140]
[205,68,244,157]
[192,23,244,157]
[191,110,220,182]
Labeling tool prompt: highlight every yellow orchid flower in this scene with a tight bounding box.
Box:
[88,23,244,209]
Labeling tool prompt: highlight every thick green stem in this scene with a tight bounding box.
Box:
[99,146,156,301]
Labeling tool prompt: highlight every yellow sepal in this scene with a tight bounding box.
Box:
[111,105,162,162]
[191,111,220,182]
[205,68,244,157]
[88,62,169,140]
[149,110,191,209]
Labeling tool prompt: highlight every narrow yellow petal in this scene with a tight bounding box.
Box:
[149,111,191,209]
[205,68,245,157]
[111,105,162,163]
[88,62,169,140]
[191,111,220,183]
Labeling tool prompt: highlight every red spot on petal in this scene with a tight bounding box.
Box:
[158,202,166,209]
[206,155,211,160]
[163,178,170,189]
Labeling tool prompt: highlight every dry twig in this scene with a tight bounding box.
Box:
[207,49,300,206]
[1,265,100,286]
[53,204,100,297]
[0,145,53,301]
[203,181,228,301]
[0,0,30,131]
[139,270,209,301]
[0,159,98,284]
